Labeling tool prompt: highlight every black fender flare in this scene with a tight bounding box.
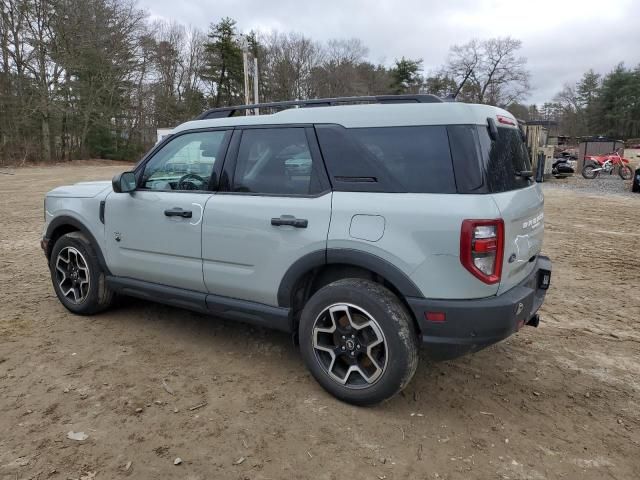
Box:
[45,215,111,274]
[277,248,422,308]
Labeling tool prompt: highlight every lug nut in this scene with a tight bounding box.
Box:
[341,346,346,350]
[341,335,346,340]
[350,352,355,356]
[356,344,360,349]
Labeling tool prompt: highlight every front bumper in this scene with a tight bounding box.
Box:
[407,256,552,359]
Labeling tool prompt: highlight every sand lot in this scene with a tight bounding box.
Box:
[1,163,639,480]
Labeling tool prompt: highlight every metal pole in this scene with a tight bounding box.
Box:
[253,57,260,116]
[242,51,250,113]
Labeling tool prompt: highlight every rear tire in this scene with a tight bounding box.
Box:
[299,279,419,406]
[619,165,633,180]
[49,232,114,315]
[581,163,598,179]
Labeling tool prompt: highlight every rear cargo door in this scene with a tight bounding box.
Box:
[491,185,545,294]
[472,120,545,294]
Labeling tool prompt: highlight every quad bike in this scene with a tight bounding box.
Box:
[581,152,633,180]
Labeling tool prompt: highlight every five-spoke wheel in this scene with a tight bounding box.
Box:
[312,303,387,388]
[300,278,418,406]
[49,232,113,314]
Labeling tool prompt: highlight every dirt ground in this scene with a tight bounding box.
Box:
[1,162,639,480]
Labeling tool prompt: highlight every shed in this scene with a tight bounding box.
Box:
[577,136,624,170]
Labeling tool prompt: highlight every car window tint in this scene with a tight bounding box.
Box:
[316,125,456,193]
[233,128,319,195]
[142,131,227,191]
[477,126,533,193]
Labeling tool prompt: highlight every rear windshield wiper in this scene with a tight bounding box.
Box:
[515,170,533,178]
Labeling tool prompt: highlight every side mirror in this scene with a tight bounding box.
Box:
[112,171,136,193]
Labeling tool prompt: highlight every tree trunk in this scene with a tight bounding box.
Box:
[41,113,51,163]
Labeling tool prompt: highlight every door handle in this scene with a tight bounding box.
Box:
[164,207,192,218]
[271,216,308,228]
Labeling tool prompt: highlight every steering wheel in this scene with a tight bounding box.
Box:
[177,173,206,190]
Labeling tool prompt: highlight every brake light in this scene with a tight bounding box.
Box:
[496,115,516,126]
[460,219,504,284]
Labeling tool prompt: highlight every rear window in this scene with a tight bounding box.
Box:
[448,125,533,194]
[315,125,457,194]
[476,126,533,193]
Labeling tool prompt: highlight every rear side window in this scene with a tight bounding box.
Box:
[315,125,457,194]
[477,126,532,193]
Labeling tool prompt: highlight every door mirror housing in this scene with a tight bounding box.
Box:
[112,171,137,193]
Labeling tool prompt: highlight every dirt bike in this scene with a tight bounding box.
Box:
[581,152,633,180]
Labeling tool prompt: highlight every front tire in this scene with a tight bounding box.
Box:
[49,232,114,315]
[299,279,419,406]
[619,165,633,180]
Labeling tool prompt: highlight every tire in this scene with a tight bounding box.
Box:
[581,163,598,179]
[49,231,114,315]
[618,165,633,180]
[299,279,419,406]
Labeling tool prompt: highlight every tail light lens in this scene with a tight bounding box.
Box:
[460,219,504,284]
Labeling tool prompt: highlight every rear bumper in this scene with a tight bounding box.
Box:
[407,256,552,359]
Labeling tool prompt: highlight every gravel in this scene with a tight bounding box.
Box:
[542,175,638,198]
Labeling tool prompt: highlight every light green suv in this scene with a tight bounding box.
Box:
[42,95,551,405]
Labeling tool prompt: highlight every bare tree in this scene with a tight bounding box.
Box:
[443,37,530,106]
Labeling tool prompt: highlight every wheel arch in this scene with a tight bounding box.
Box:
[45,216,111,274]
[278,249,423,334]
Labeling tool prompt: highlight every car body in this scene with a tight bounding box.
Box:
[42,95,551,405]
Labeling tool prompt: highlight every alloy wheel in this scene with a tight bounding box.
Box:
[312,303,388,388]
[55,246,90,304]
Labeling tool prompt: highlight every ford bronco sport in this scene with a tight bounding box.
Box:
[42,94,551,405]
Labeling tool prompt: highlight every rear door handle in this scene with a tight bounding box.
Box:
[271,215,308,228]
[164,207,192,218]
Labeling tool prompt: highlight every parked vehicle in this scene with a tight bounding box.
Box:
[633,165,640,193]
[552,158,575,178]
[41,95,552,405]
[582,151,633,179]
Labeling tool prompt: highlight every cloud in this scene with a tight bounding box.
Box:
[139,0,639,104]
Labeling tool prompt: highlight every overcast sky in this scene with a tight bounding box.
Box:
[139,0,638,105]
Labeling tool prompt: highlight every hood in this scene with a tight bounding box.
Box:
[47,180,112,198]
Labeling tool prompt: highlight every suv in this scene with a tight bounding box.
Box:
[42,95,551,405]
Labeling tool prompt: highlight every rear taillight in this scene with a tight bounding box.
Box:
[460,219,504,284]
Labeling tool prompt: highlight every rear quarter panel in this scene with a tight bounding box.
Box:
[328,192,502,299]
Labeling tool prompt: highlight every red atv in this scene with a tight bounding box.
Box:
[581,151,634,180]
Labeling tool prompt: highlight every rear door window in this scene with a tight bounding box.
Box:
[232,128,322,195]
[315,125,457,194]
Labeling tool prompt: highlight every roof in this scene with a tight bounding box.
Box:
[172,102,516,134]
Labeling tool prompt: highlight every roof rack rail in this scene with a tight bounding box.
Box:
[195,94,443,120]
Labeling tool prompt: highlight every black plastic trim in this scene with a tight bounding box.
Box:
[99,200,105,224]
[276,248,422,307]
[408,256,552,360]
[107,276,209,313]
[44,216,111,274]
[277,250,327,307]
[106,276,292,332]
[206,293,292,332]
